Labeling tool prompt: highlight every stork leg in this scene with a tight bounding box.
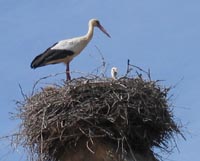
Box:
[66,63,71,81]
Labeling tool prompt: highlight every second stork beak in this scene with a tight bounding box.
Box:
[98,24,111,38]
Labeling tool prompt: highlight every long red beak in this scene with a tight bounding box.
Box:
[98,24,111,38]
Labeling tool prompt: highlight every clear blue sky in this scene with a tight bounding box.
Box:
[0,0,200,160]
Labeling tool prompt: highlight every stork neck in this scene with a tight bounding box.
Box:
[85,23,94,40]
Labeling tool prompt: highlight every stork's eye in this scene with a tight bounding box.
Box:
[96,20,100,26]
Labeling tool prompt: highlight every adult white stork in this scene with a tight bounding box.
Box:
[31,19,110,80]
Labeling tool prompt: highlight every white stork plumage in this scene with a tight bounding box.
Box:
[31,19,110,80]
[111,67,118,80]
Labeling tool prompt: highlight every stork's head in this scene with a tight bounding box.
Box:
[89,19,111,38]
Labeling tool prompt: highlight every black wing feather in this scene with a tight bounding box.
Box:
[31,43,74,69]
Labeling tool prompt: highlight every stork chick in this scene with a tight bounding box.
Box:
[111,67,118,80]
[31,19,111,80]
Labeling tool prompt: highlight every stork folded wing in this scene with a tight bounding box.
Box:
[31,49,74,68]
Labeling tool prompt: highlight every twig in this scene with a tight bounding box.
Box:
[94,45,106,77]
[86,140,95,154]
[31,72,65,95]
[124,136,137,161]
[18,84,28,100]
[125,59,132,76]
[126,59,151,80]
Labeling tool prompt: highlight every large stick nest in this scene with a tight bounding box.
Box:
[16,76,182,161]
